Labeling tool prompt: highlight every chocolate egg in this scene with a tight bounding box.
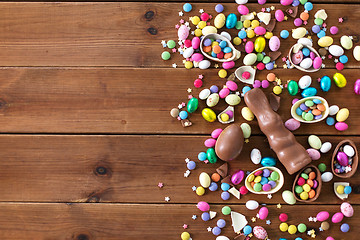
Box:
[215,124,244,161]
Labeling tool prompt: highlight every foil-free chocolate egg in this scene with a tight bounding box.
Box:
[215,124,244,161]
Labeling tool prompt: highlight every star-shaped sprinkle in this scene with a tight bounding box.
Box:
[177,116,181,121]
[288,9,293,14]
[319,227,323,232]
[192,186,197,191]
[183,224,188,229]
[321,63,326,68]
[191,31,195,35]
[284,16,288,21]
[187,88,192,93]
[198,74,203,79]
[339,17,344,23]
[270,6,275,10]
[261,8,266,12]
[199,9,204,13]
[179,11,183,16]
[207,227,212,232]
[323,23,327,28]
[248,233,253,238]
[204,160,209,164]
[178,40,183,46]
[175,24,180,29]
[185,158,190,163]
[277,203,282,209]
[256,213,260,218]
[158,182,164,188]
[266,7,271,12]
[165,196,170,202]
[266,220,271,225]
[188,95,193,99]
[313,217,317,222]
[317,77,321,82]
[172,48,177,53]
[172,63,177,68]
[179,19,184,24]
[214,63,219,68]
[303,20,308,25]
[251,217,257,222]
[235,91,240,96]
[328,54,333,59]
[267,194,272,199]
[308,229,315,235]
[182,102,186,107]
[245,139,249,143]
[311,233,316,238]
[282,57,287,62]
[161,40,166,45]
[345,166,352,173]
[184,170,191,178]
[185,22,190,27]
[178,104,183,109]
[283,64,288,69]
[308,216,314,222]
[192,215,197,220]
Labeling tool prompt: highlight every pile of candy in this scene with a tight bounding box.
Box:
[293,167,319,201]
[246,167,282,192]
[292,97,327,121]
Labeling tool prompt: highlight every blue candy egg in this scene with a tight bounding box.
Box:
[295,238,303,240]
[226,13,237,29]
[261,157,277,167]
[317,30,326,38]
[217,219,226,228]
[302,47,310,57]
[301,87,317,97]
[198,152,207,161]
[221,183,230,191]
[260,177,269,185]
[243,225,252,235]
[344,186,352,194]
[312,25,321,33]
[187,160,196,170]
[219,40,227,48]
[279,238,288,240]
[320,75,331,92]
[211,51,217,57]
[296,107,303,116]
[215,4,224,13]
[223,47,232,53]
[304,2,313,11]
[292,0,300,6]
[221,191,230,200]
[183,3,192,12]
[340,223,350,233]
[238,30,247,39]
[179,111,188,119]
[209,182,218,191]
[313,98,322,104]
[201,212,210,221]
[280,30,289,39]
[242,86,252,94]
[326,116,335,126]
[339,55,348,64]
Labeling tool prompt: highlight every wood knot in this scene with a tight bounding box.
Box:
[144,11,154,21]
[76,234,89,240]
[121,120,127,124]
[94,163,112,178]
[96,166,107,175]
[0,98,8,110]
[147,27,158,35]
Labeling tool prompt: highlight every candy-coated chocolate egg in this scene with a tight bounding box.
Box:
[214,13,226,29]
[226,13,237,29]
[333,72,347,88]
[199,172,211,188]
[254,36,266,53]
[187,98,198,113]
[354,46,360,61]
[269,36,280,51]
[202,108,216,122]
[240,123,251,138]
[332,212,344,223]
[197,201,210,211]
[253,226,267,239]
[316,211,330,221]
[246,200,259,210]
[341,202,354,217]
[258,207,269,220]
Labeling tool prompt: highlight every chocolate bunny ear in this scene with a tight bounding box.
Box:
[244,88,311,175]
[269,93,281,112]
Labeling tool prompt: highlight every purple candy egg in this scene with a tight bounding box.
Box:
[314,114,323,120]
[212,226,221,236]
[263,169,271,177]
[354,79,360,95]
[294,18,302,27]
[312,25,321,34]
[307,148,321,160]
[300,103,308,110]
[330,26,339,35]
[262,183,271,191]
[210,85,219,93]
[337,152,349,166]
[313,179,318,189]
[285,118,301,131]
[268,181,276,188]
[204,38,212,47]
[261,80,270,88]
[253,80,261,88]
[258,0,267,4]
[225,110,234,119]
[231,170,245,185]
[310,52,316,60]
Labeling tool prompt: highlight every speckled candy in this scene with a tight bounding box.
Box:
[341,202,354,217]
[253,226,267,239]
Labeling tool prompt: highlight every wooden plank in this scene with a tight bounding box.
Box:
[0,203,357,239]
[0,135,358,204]
[0,3,359,67]
[0,68,357,134]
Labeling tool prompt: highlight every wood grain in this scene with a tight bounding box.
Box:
[0,3,359,67]
[0,203,357,239]
[0,68,357,134]
[0,134,358,204]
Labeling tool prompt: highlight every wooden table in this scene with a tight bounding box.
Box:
[0,0,359,239]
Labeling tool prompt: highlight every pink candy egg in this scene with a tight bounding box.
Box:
[326,237,335,240]
[257,62,265,70]
[292,51,303,65]
[223,61,235,69]
[316,211,330,221]
[285,118,301,131]
[211,128,223,139]
[231,170,245,185]
[200,12,210,21]
[184,40,191,48]
[237,5,249,15]
[354,79,360,94]
[341,202,354,217]
[337,151,349,166]
[269,36,280,52]
[258,207,269,220]
[313,57,322,69]
[226,81,238,91]
[258,0,267,4]
[307,148,321,160]
[204,138,217,148]
[280,0,293,5]
[310,52,316,60]
[178,25,189,40]
[279,213,288,222]
[219,88,230,98]
[253,80,261,88]
[336,62,344,70]
[245,41,254,53]
[197,201,210,212]
[254,26,266,35]
[192,37,200,49]
[192,53,204,62]
[225,110,234,119]
[332,212,344,223]
[335,122,348,131]
[253,226,267,239]
[261,80,269,88]
[275,9,285,22]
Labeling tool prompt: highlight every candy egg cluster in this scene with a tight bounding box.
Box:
[202,37,233,60]
[289,38,322,72]
[293,97,327,122]
[246,167,282,193]
[332,140,358,176]
[293,167,320,201]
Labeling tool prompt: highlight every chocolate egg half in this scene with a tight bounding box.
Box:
[215,124,244,161]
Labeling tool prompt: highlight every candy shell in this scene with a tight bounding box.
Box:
[245,41,254,54]
[336,108,349,122]
[199,60,211,69]
[243,53,257,65]
[354,79,360,94]
[344,145,355,157]
[205,138,217,148]
[192,37,200,49]
[226,13,237,29]
[332,212,344,223]
[178,25,189,40]
[211,129,223,139]
[241,107,254,121]
[320,75,331,92]
[335,122,348,131]
[181,232,190,240]
[199,88,211,100]
[231,170,245,185]
[223,61,235,69]
[207,93,220,107]
[341,202,354,217]
[280,0,293,5]
[240,123,251,139]
[237,5,249,15]
[254,36,266,52]
[225,94,241,106]
[254,26,266,36]
[300,58,313,69]
[313,57,322,69]
[202,26,218,35]
[308,135,322,150]
[216,237,230,240]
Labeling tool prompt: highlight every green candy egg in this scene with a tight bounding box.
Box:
[206,148,217,163]
[187,98,198,113]
[304,112,314,121]
[297,223,307,233]
[253,182,262,192]
[270,171,279,181]
[301,173,309,179]
[287,80,299,96]
[161,51,171,60]
[235,21,243,29]
[295,185,303,194]
[318,163,326,172]
[257,53,264,61]
[262,56,271,64]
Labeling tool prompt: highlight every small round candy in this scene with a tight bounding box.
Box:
[179,111,188,119]
[344,186,352,194]
[211,173,221,182]
[339,55,348,64]
[233,37,242,45]
[295,185,303,194]
[312,25,321,34]
[326,117,335,126]
[212,226,221,236]
[167,40,176,49]
[217,219,226,228]
[215,4,224,13]
[161,51,171,60]
[279,213,288,222]
[243,225,252,235]
[337,185,345,194]
[209,182,218,191]
[293,0,300,6]
[221,183,230,191]
[304,2,313,11]
[181,232,190,240]
[218,69,227,78]
[222,206,231,215]
[221,191,230,200]
[288,224,297,234]
[185,61,193,69]
[198,152,207,161]
[321,221,330,230]
[253,80,261,88]
[187,161,196,170]
[300,191,309,200]
[238,30,247,39]
[267,73,276,81]
[279,222,289,232]
[298,223,307,233]
[294,18,302,26]
[253,182,262,192]
[273,85,282,95]
[242,86,252,94]
[183,3,192,12]
[210,85,219,93]
[196,186,205,196]
[318,163,326,172]
[280,30,289,39]
[317,30,326,38]
[258,0,267,4]
[340,223,350,232]
[240,186,248,195]
[330,26,338,35]
[201,212,210,221]
[194,79,203,88]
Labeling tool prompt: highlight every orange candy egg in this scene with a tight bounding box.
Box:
[203,46,212,53]
[224,52,233,59]
[317,104,326,111]
[307,179,314,187]
[267,73,276,82]
[308,189,316,199]
[213,45,221,54]
[308,171,316,180]
[300,12,309,21]
[251,181,256,188]
[211,173,221,182]
[312,109,322,116]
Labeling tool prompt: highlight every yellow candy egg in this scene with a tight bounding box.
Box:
[279,223,289,232]
[333,72,347,88]
[264,31,273,39]
[202,108,216,122]
[247,29,255,38]
[181,232,191,240]
[303,184,311,192]
[233,37,242,45]
[198,21,207,29]
[288,225,297,234]
[300,191,309,200]
[211,41,219,47]
[247,174,255,182]
[191,16,200,26]
[243,19,251,28]
[336,108,349,122]
[251,20,260,28]
[196,186,205,196]
[218,69,227,78]
[254,175,262,183]
[241,107,254,121]
[318,36,334,47]
[214,13,226,29]
[273,86,282,95]
[254,36,266,53]
[220,113,229,122]
[336,185,345,194]
[194,29,202,37]
[185,61,193,69]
